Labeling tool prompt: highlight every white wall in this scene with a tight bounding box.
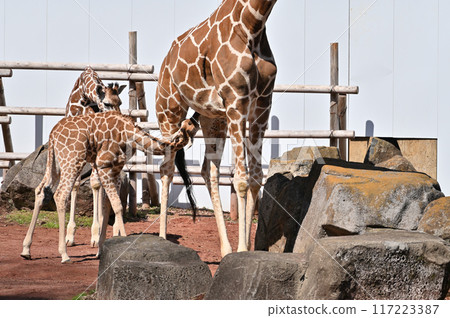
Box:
[1,0,449,210]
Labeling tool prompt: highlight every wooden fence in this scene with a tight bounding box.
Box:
[0,34,358,218]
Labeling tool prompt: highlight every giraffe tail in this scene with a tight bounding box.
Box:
[174,148,197,222]
[38,141,57,203]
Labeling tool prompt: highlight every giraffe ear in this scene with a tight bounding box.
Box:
[96,85,105,100]
[118,85,127,95]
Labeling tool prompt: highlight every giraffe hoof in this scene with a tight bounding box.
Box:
[90,235,100,247]
[20,253,31,260]
[65,236,75,247]
[61,257,72,264]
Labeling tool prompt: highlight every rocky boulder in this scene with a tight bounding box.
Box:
[418,197,450,241]
[364,137,416,172]
[256,147,340,253]
[205,251,308,300]
[298,230,450,300]
[267,146,340,179]
[97,235,212,300]
[255,173,305,253]
[293,164,444,256]
[1,143,128,216]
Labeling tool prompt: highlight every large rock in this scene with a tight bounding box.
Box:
[418,197,450,241]
[255,173,304,253]
[376,154,416,172]
[205,251,307,300]
[293,164,444,256]
[1,144,56,210]
[97,235,212,300]
[364,137,402,165]
[256,147,340,253]
[267,146,340,179]
[364,137,416,172]
[1,143,128,216]
[298,230,450,300]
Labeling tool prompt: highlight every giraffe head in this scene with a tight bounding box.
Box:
[172,112,200,150]
[95,82,127,112]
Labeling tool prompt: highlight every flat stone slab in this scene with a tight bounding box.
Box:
[97,235,212,300]
[298,230,450,300]
[205,251,308,300]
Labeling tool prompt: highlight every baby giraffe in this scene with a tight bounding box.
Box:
[21,111,198,263]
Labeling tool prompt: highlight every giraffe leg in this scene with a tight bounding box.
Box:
[159,152,176,239]
[65,175,80,246]
[245,84,274,250]
[22,145,58,260]
[225,104,250,253]
[90,169,102,247]
[98,168,126,237]
[96,191,111,259]
[21,179,51,259]
[55,168,83,263]
[200,116,232,257]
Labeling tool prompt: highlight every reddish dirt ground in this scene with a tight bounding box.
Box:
[0,209,256,300]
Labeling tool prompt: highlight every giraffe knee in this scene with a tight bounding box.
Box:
[90,178,101,190]
[111,201,123,215]
[233,179,248,198]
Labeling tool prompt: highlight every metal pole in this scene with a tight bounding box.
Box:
[128,31,138,217]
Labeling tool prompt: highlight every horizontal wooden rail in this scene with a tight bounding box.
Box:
[123,162,269,176]
[0,69,13,77]
[0,161,9,169]
[0,152,28,160]
[172,176,234,186]
[98,72,158,82]
[0,116,11,124]
[0,61,154,74]
[137,122,355,139]
[0,107,148,117]
[273,84,359,94]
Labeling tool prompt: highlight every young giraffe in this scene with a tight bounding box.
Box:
[156,0,277,256]
[21,111,194,263]
[65,66,126,248]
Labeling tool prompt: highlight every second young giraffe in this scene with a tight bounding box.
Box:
[65,67,126,248]
[21,111,196,263]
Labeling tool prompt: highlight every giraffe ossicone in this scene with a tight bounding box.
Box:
[156,0,277,256]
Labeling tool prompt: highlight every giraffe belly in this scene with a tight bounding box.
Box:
[178,85,226,119]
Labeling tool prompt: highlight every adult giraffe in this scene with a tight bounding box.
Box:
[156,0,277,256]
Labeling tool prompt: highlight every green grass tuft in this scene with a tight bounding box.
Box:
[72,289,96,300]
[4,210,93,229]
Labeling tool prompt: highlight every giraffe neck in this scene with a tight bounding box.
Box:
[118,116,175,155]
[229,0,277,38]
[66,67,104,117]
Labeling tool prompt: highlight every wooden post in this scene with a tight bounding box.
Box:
[330,42,339,148]
[137,82,159,208]
[338,94,347,160]
[0,78,14,174]
[128,31,138,217]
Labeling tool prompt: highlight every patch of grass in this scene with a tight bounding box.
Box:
[4,210,93,229]
[124,205,160,222]
[72,289,96,300]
